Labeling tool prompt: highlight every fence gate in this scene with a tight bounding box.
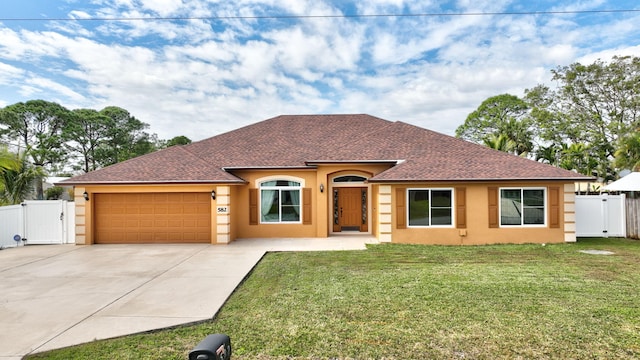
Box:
[0,200,73,247]
[575,194,626,237]
[0,204,24,248]
[22,201,66,244]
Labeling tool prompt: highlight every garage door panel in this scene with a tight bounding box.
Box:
[111,219,126,227]
[139,193,154,202]
[125,232,139,242]
[111,194,127,202]
[183,207,196,215]
[139,207,154,214]
[181,193,197,202]
[154,219,168,227]
[153,193,168,201]
[95,193,211,244]
[183,234,195,241]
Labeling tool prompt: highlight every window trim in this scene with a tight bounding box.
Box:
[406,188,455,228]
[258,178,303,224]
[499,187,547,227]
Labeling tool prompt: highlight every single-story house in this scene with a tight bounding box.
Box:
[60,114,590,245]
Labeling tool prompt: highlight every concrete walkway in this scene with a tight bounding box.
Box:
[0,237,373,359]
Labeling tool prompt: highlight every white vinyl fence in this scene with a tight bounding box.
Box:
[575,194,626,237]
[0,200,75,248]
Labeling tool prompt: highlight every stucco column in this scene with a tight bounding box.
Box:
[563,183,577,242]
[74,187,88,244]
[215,186,231,244]
[377,185,393,242]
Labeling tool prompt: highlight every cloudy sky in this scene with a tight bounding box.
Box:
[1,1,639,141]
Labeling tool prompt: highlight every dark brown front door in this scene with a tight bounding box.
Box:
[334,187,368,232]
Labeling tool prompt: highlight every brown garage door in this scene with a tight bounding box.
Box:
[95,193,211,244]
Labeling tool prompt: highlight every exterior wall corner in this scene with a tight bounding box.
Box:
[215,185,232,244]
[563,185,576,243]
[377,185,393,242]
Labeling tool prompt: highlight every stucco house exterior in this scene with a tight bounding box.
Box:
[60,114,590,245]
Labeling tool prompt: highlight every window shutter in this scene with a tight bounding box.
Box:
[249,188,258,225]
[548,186,560,228]
[396,188,406,229]
[456,187,466,228]
[303,188,312,225]
[488,187,499,228]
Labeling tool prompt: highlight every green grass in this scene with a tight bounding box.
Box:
[28,238,640,359]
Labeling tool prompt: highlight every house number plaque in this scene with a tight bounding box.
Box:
[217,207,229,214]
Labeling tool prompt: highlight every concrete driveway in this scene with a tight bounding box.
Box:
[0,237,371,359]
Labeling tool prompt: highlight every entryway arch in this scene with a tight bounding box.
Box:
[329,171,372,234]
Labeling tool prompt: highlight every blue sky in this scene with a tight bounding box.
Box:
[1,1,639,141]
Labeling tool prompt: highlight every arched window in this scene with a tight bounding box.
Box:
[260,180,302,223]
[333,175,367,183]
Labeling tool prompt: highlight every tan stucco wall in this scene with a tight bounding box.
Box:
[74,172,577,246]
[389,181,573,245]
[231,169,319,238]
[230,164,391,239]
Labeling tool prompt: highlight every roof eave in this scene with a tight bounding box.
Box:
[305,160,402,165]
[223,166,317,171]
[56,179,248,186]
[368,176,595,183]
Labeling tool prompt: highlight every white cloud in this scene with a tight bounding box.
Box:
[139,0,185,16]
[0,0,638,143]
[24,77,87,103]
[577,45,640,64]
[69,10,92,19]
[0,62,25,81]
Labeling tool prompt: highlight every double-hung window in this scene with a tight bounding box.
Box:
[408,189,453,227]
[500,188,545,226]
[260,180,301,223]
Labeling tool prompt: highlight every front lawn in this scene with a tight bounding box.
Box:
[28,238,640,359]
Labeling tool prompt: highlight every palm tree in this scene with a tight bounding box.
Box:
[483,134,517,154]
[501,118,534,156]
[535,144,559,165]
[0,151,44,205]
[0,146,19,173]
[614,131,640,172]
[558,143,600,177]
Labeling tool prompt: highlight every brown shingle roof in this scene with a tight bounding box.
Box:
[184,114,392,167]
[328,121,588,181]
[62,144,243,184]
[61,114,590,185]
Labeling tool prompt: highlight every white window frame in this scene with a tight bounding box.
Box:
[407,188,455,228]
[258,177,304,224]
[499,187,547,227]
